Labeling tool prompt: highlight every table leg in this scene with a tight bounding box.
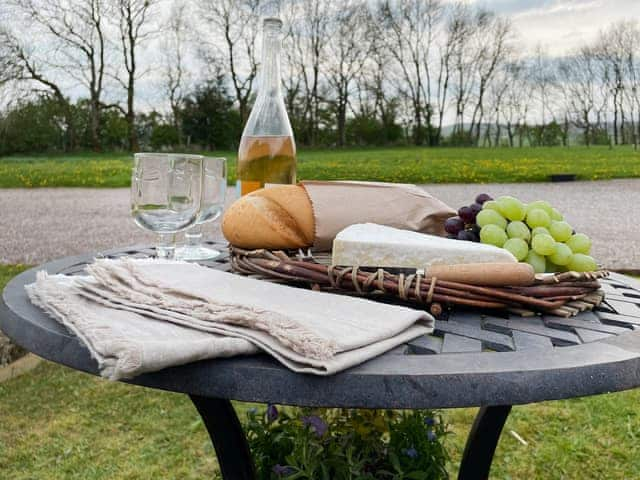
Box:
[458,405,512,480]
[190,395,256,480]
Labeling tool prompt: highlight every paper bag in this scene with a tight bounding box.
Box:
[301,181,456,251]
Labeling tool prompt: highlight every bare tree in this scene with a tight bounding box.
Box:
[9,0,111,151]
[0,25,77,148]
[282,0,331,146]
[377,0,443,146]
[198,0,261,126]
[162,0,189,144]
[559,47,607,146]
[324,1,371,146]
[467,12,512,145]
[530,46,558,142]
[114,0,157,151]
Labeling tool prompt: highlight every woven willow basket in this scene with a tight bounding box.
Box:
[229,247,608,318]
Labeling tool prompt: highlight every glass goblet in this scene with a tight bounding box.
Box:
[175,157,227,261]
[131,153,203,259]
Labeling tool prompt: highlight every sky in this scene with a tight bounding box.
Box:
[468,0,640,55]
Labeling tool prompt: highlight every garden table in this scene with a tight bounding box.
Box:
[2,243,640,480]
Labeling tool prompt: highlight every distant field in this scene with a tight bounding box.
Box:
[0,146,639,188]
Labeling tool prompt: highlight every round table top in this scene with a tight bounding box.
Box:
[3,245,640,409]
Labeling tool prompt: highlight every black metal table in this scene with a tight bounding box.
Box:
[2,244,640,480]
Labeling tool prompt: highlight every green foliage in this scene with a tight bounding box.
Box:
[150,124,180,150]
[0,97,69,154]
[181,79,242,150]
[530,121,564,147]
[346,116,403,146]
[245,407,449,479]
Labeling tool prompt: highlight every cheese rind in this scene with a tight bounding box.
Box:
[332,223,517,268]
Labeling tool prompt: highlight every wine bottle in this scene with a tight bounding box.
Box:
[237,17,296,196]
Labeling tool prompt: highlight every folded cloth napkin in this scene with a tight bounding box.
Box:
[26,258,433,380]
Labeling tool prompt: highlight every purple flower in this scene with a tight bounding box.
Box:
[427,430,437,442]
[272,464,294,477]
[267,404,278,422]
[301,415,328,437]
[424,417,435,427]
[402,446,419,459]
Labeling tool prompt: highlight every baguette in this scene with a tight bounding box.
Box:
[222,185,314,249]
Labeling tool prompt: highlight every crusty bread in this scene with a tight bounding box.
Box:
[250,185,315,244]
[222,185,314,249]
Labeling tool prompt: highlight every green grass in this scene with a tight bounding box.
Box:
[0,361,638,479]
[1,266,639,478]
[1,146,639,188]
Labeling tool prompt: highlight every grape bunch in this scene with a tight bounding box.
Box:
[445,193,597,273]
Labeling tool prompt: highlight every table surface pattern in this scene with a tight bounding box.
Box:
[2,244,640,409]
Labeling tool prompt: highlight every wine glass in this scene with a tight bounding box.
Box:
[131,153,203,259]
[175,157,227,261]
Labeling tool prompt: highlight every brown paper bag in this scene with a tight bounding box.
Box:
[301,181,456,251]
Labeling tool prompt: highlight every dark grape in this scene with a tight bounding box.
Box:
[444,216,465,234]
[446,233,457,239]
[470,224,481,235]
[470,203,483,216]
[457,230,475,241]
[468,231,480,242]
[475,193,493,205]
[458,206,476,224]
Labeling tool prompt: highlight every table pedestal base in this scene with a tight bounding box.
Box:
[190,395,256,479]
[191,396,511,480]
[458,405,512,480]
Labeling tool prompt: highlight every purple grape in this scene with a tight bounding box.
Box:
[446,233,457,239]
[457,230,475,241]
[470,203,483,216]
[458,206,476,224]
[475,193,493,205]
[468,231,480,242]
[470,224,481,235]
[444,216,465,234]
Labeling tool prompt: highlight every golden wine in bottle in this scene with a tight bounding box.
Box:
[237,17,296,196]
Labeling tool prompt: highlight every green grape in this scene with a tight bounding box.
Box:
[549,243,572,266]
[480,224,508,247]
[550,208,564,221]
[527,200,553,216]
[496,196,526,221]
[482,200,501,212]
[531,226,551,237]
[526,251,547,273]
[566,233,591,254]
[568,253,597,272]
[476,209,508,229]
[506,221,531,241]
[549,221,573,242]
[503,238,529,261]
[526,208,551,229]
[531,233,556,256]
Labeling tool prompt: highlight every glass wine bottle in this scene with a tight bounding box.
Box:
[237,17,296,196]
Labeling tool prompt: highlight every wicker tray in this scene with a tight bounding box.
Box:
[230,247,608,318]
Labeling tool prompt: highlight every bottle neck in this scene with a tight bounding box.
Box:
[259,19,282,99]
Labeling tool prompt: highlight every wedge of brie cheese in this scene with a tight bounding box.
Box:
[332,223,516,268]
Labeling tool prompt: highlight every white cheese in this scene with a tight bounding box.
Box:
[332,223,516,268]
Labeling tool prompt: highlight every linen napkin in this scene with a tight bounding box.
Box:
[26,258,433,380]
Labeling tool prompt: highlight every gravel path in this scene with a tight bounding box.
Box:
[1,179,638,269]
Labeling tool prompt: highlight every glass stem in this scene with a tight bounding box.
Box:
[156,233,176,259]
[185,224,203,248]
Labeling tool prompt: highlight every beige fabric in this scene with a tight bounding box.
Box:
[26,258,433,380]
[301,181,456,251]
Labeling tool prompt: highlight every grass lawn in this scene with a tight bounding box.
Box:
[1,145,639,188]
[1,266,639,479]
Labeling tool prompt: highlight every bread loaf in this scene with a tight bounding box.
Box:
[222,185,314,249]
[222,182,456,250]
